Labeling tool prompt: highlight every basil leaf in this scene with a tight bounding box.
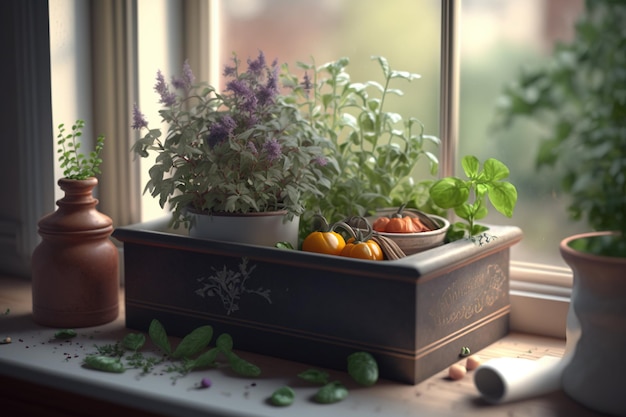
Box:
[270,386,295,406]
[297,369,329,385]
[347,351,379,386]
[122,333,146,351]
[172,325,213,359]
[148,319,171,355]
[54,329,77,339]
[216,333,233,353]
[84,355,125,373]
[314,381,348,404]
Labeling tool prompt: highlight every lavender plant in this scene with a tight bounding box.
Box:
[132,52,334,228]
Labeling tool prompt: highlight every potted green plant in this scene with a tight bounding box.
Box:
[131,52,333,247]
[494,1,626,414]
[281,56,441,228]
[31,120,119,328]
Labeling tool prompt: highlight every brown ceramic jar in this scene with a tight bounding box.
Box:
[31,177,119,327]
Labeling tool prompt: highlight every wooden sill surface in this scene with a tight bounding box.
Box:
[0,275,608,417]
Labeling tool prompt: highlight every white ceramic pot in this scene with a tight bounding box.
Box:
[188,210,299,248]
[560,232,626,417]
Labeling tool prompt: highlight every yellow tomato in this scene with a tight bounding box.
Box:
[340,238,383,261]
[302,231,346,255]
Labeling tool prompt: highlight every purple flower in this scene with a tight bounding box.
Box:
[226,79,251,98]
[172,60,195,90]
[262,138,282,162]
[314,155,328,166]
[247,141,258,154]
[182,60,195,86]
[154,70,176,106]
[131,103,148,130]
[247,51,266,76]
[301,72,313,91]
[257,65,279,106]
[206,115,235,148]
[223,54,240,77]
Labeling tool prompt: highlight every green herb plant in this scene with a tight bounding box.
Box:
[429,155,518,241]
[282,56,440,230]
[57,119,105,180]
[132,53,332,228]
[84,319,261,383]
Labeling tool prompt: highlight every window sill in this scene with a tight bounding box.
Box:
[509,261,572,338]
[1,275,602,417]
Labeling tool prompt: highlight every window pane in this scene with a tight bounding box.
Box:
[218,0,442,182]
[459,0,586,266]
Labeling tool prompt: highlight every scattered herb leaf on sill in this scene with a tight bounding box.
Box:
[54,329,77,339]
[148,319,171,355]
[297,369,330,385]
[216,333,234,353]
[172,325,213,359]
[270,386,295,406]
[347,351,379,386]
[122,333,146,351]
[84,355,125,373]
[314,381,348,404]
[225,351,261,377]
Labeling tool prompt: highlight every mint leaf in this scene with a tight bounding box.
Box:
[190,347,219,369]
[216,333,233,353]
[225,351,261,377]
[122,333,146,351]
[149,319,171,355]
[172,325,213,359]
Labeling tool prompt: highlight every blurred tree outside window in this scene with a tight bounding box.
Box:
[459,0,585,266]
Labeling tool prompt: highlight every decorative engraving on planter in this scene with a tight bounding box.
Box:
[428,264,507,326]
[195,257,272,315]
[472,232,499,246]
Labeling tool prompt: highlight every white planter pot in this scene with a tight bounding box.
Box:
[188,210,299,248]
[560,232,626,417]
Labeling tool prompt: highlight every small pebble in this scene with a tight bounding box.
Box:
[448,364,467,380]
[466,355,482,371]
[1,337,11,344]
[200,377,212,388]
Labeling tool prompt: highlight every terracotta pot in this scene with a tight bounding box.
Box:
[560,231,626,416]
[187,209,300,248]
[31,177,119,327]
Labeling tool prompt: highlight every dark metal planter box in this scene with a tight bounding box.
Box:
[113,218,522,385]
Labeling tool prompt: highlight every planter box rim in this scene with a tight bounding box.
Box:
[113,217,522,281]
